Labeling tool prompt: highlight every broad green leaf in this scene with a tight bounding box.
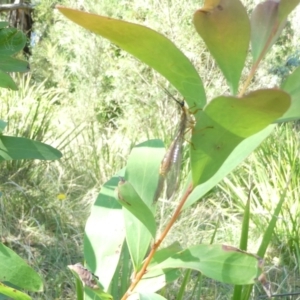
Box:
[111,242,131,298]
[118,182,153,270]
[151,244,262,285]
[190,89,290,185]
[0,56,29,72]
[0,243,43,291]
[0,28,26,56]
[193,0,250,94]
[0,283,31,300]
[133,269,180,294]
[280,66,300,122]
[0,70,17,90]
[251,1,286,63]
[84,286,113,300]
[84,170,125,291]
[125,139,165,206]
[184,125,274,208]
[56,6,206,107]
[149,242,183,268]
[116,180,156,237]
[132,243,182,293]
[122,199,152,271]
[0,136,62,161]
[121,140,164,269]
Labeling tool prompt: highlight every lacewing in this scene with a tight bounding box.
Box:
[154,90,195,201]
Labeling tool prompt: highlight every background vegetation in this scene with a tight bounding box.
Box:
[0,0,300,299]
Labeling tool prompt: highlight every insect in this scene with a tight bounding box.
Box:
[68,263,99,289]
[154,89,196,201]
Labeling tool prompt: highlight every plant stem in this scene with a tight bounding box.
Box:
[121,183,194,300]
[238,21,280,97]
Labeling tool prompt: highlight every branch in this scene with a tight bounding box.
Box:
[0,4,34,12]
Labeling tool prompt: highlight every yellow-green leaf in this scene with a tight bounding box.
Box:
[193,0,250,94]
[191,89,290,185]
[56,6,205,107]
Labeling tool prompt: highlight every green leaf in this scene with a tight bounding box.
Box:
[0,28,26,56]
[0,283,31,300]
[0,243,43,291]
[125,139,165,206]
[193,0,250,94]
[151,244,262,285]
[123,197,152,271]
[132,243,182,293]
[117,179,156,238]
[84,170,125,291]
[0,70,18,90]
[121,140,164,269]
[130,293,167,300]
[117,180,154,269]
[150,242,183,267]
[134,269,180,294]
[0,136,62,161]
[250,1,288,63]
[185,125,274,208]
[56,6,205,107]
[0,56,29,72]
[280,66,300,122]
[278,0,300,22]
[190,89,290,185]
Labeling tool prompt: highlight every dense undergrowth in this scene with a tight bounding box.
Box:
[0,0,300,299]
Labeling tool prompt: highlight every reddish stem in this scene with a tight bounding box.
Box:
[121,183,194,300]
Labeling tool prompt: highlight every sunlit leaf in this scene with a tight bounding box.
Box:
[128,293,167,300]
[132,243,182,293]
[125,140,165,206]
[184,125,274,208]
[193,0,250,94]
[0,28,26,56]
[190,89,290,185]
[151,244,262,285]
[0,56,29,72]
[56,6,206,107]
[0,243,43,291]
[250,0,295,63]
[117,179,156,238]
[278,0,300,22]
[0,70,17,90]
[280,66,300,122]
[120,140,164,269]
[84,171,125,291]
[0,136,62,161]
[0,282,31,300]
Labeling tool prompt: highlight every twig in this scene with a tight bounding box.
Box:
[121,183,194,300]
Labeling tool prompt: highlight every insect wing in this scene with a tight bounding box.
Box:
[165,134,184,199]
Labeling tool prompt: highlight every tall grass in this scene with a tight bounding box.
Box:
[218,123,300,296]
